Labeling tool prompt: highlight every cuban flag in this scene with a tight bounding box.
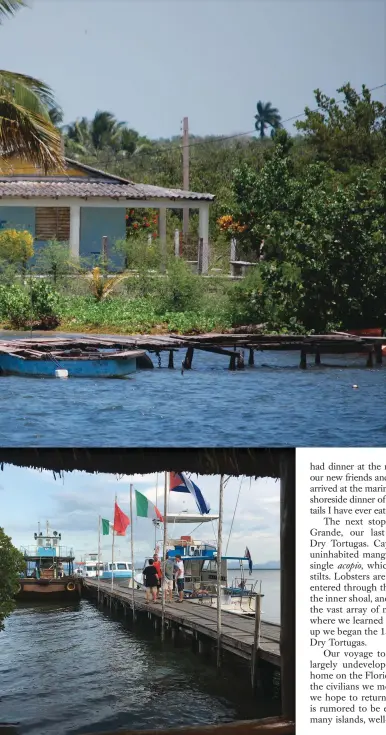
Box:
[170,472,211,515]
[245,547,253,575]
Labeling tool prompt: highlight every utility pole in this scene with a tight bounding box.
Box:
[182,116,189,242]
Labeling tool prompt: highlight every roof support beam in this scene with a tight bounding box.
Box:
[69,204,80,259]
[0,197,211,210]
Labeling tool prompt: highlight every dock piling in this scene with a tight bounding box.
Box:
[236,350,245,370]
[375,343,383,365]
[248,348,254,366]
[314,346,321,365]
[300,348,307,369]
[366,348,374,368]
[251,590,262,691]
[229,353,236,370]
[168,350,174,369]
[183,346,194,370]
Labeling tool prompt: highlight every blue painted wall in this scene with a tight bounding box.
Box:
[80,207,126,269]
[0,205,126,270]
[0,206,35,233]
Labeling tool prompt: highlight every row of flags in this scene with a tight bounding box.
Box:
[101,472,210,535]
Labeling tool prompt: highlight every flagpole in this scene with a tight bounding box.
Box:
[161,470,168,642]
[97,515,101,603]
[217,474,224,669]
[155,472,159,552]
[130,482,135,622]
[111,494,116,591]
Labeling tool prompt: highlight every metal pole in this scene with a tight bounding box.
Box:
[111,494,116,591]
[251,582,262,690]
[97,515,101,602]
[130,483,135,622]
[155,472,159,552]
[161,471,168,642]
[216,474,224,669]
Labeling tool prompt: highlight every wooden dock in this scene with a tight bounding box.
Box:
[83,579,280,668]
[0,330,385,369]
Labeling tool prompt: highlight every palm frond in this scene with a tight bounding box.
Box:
[0,70,58,110]
[0,97,64,171]
[0,0,26,23]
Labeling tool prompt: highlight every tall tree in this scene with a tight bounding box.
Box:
[0,527,25,631]
[254,101,282,138]
[0,0,64,171]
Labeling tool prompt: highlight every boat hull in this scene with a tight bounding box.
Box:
[16,577,82,600]
[0,353,137,378]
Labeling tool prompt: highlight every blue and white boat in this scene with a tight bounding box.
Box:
[0,340,146,378]
[101,561,134,580]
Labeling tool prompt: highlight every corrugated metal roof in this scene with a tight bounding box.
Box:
[0,179,214,201]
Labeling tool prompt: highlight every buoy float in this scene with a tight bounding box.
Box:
[352,385,358,389]
[66,581,76,591]
[55,369,69,379]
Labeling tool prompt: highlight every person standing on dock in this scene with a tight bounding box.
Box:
[143,559,159,603]
[174,555,185,603]
[163,552,174,604]
[153,553,162,599]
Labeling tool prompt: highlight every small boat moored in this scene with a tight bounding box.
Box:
[0,337,147,378]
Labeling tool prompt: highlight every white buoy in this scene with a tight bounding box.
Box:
[352,384,358,389]
[55,369,69,379]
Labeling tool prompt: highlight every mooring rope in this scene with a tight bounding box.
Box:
[225,476,244,556]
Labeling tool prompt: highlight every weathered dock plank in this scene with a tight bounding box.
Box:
[83,579,280,667]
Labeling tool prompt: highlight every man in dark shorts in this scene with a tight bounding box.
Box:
[153,553,162,599]
[174,554,185,603]
[143,559,158,603]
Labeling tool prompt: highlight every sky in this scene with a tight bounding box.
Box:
[0,466,280,565]
[0,0,384,139]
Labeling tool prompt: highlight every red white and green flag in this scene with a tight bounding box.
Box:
[135,489,163,522]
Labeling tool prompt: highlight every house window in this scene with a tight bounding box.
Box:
[35,207,70,241]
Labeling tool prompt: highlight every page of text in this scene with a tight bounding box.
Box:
[297,448,386,733]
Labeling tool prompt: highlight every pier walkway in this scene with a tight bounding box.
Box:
[83,579,280,667]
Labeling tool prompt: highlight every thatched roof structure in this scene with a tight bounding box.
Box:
[0,448,291,478]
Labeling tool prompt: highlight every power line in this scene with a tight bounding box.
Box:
[67,82,386,168]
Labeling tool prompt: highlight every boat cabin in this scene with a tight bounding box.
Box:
[101,561,133,579]
[20,527,75,579]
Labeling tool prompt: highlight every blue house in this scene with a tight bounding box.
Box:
[0,157,214,271]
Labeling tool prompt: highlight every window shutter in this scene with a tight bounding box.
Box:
[35,208,70,241]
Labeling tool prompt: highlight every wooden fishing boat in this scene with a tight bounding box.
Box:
[16,524,81,601]
[0,338,146,377]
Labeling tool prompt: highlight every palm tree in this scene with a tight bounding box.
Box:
[254,101,282,138]
[0,0,65,171]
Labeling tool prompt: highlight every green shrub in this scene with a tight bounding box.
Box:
[158,258,202,313]
[30,280,61,329]
[0,284,32,328]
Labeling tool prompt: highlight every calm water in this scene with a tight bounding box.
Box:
[1,332,385,446]
[0,600,279,735]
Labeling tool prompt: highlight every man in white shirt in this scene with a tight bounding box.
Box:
[174,555,184,603]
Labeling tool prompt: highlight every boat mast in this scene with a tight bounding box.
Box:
[155,472,159,552]
[161,470,168,642]
[97,515,101,602]
[217,474,224,669]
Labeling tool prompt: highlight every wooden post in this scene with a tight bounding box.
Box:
[248,348,254,366]
[366,348,374,368]
[174,229,180,258]
[101,235,108,273]
[300,348,307,369]
[161,471,168,642]
[129,483,135,622]
[375,343,383,365]
[229,353,236,370]
[236,350,245,370]
[159,208,167,273]
[230,237,236,262]
[182,117,189,239]
[216,475,224,670]
[97,515,101,603]
[183,346,194,370]
[251,587,262,690]
[279,450,295,720]
[168,350,174,369]
[314,345,321,365]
